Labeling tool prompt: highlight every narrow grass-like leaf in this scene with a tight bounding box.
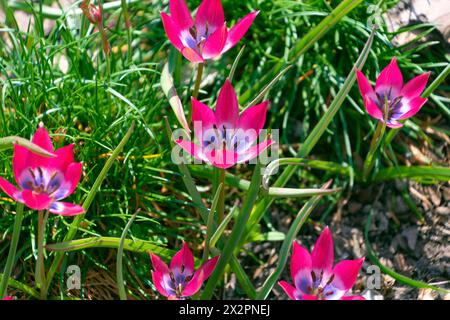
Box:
[372,166,450,183]
[201,164,262,299]
[0,136,55,157]
[46,237,175,259]
[117,211,139,300]
[209,204,237,249]
[203,184,223,263]
[161,63,190,132]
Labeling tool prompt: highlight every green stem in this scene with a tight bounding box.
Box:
[192,63,204,99]
[363,121,386,180]
[217,169,225,223]
[36,211,49,299]
[0,202,24,299]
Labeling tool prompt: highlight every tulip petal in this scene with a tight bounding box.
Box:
[278,281,298,300]
[311,227,334,273]
[291,242,312,285]
[32,125,54,153]
[223,11,259,53]
[181,47,205,63]
[57,162,83,200]
[150,253,171,275]
[151,270,170,297]
[197,255,219,279]
[215,80,239,128]
[341,295,366,300]
[202,24,228,60]
[169,0,193,30]
[364,96,384,121]
[300,294,318,300]
[170,243,195,275]
[395,97,427,120]
[49,202,85,216]
[401,72,430,100]
[356,70,375,100]
[238,100,269,143]
[0,177,21,202]
[182,270,205,297]
[53,145,75,172]
[192,97,216,140]
[375,57,403,96]
[195,0,224,34]
[12,144,30,183]
[237,139,273,164]
[21,190,52,211]
[333,258,364,291]
[176,139,210,164]
[386,119,403,128]
[161,12,185,52]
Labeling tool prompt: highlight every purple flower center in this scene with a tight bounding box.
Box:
[164,265,193,299]
[19,167,66,199]
[375,87,404,119]
[202,124,254,153]
[296,270,344,300]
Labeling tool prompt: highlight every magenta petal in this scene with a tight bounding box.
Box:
[364,96,383,121]
[151,270,170,297]
[53,145,75,172]
[181,47,205,63]
[237,139,273,164]
[341,295,366,300]
[176,139,209,164]
[202,24,228,60]
[223,11,259,53]
[12,145,30,183]
[197,255,219,279]
[21,190,52,211]
[278,281,298,300]
[0,177,21,202]
[150,253,171,274]
[311,227,334,273]
[291,242,312,284]
[375,57,403,94]
[170,243,195,274]
[169,0,193,30]
[333,258,364,291]
[215,80,239,127]
[401,72,430,100]
[396,97,427,120]
[207,148,239,169]
[356,70,375,100]
[182,269,205,297]
[60,162,83,199]
[32,125,54,153]
[195,0,224,32]
[161,12,185,52]
[192,97,216,140]
[386,119,403,128]
[49,202,85,216]
[238,100,269,143]
[300,294,318,300]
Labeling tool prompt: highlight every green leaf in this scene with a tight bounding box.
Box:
[0,136,55,157]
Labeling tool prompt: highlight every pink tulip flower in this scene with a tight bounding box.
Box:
[356,57,430,128]
[0,124,84,216]
[150,243,219,300]
[2,296,14,300]
[176,80,273,169]
[279,227,365,300]
[161,0,259,63]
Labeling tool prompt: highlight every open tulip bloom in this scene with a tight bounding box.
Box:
[279,227,365,300]
[356,57,430,128]
[0,124,84,216]
[161,0,259,63]
[176,80,273,169]
[150,243,219,300]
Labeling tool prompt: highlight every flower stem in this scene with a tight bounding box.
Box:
[36,210,49,299]
[217,169,226,223]
[120,0,133,64]
[0,202,24,299]
[363,120,387,181]
[192,63,204,99]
